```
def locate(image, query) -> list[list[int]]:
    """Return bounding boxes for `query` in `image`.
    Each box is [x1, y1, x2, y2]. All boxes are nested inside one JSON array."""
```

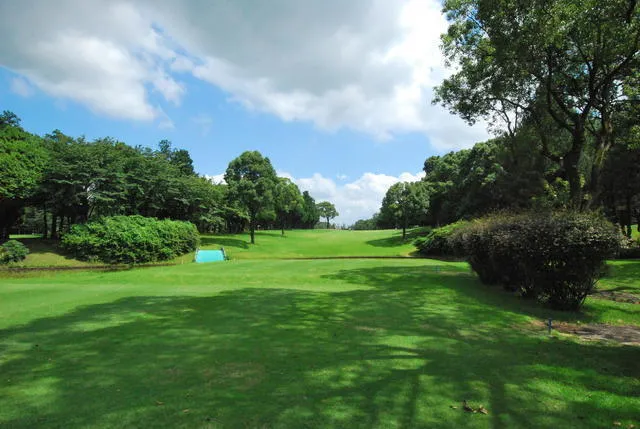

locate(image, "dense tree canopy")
[[0, 113, 48, 240], [1, 111, 328, 243], [435, 0, 640, 208], [379, 181, 429, 239]]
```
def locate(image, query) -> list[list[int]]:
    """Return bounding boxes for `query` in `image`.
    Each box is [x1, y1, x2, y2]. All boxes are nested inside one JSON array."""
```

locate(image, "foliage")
[[456, 212, 620, 310], [0, 113, 48, 240], [421, 138, 549, 226], [274, 177, 304, 235], [61, 215, 199, 264], [351, 214, 381, 230], [436, 0, 640, 207], [300, 191, 320, 229], [316, 201, 339, 229], [0, 239, 29, 264], [618, 236, 640, 259], [379, 181, 429, 239], [224, 151, 278, 244], [414, 221, 469, 258]]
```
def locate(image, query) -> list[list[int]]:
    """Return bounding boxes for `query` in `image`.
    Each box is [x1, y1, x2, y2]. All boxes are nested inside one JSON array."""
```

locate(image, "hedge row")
[[413, 221, 468, 257], [62, 216, 199, 264], [451, 212, 619, 310], [0, 240, 29, 264]]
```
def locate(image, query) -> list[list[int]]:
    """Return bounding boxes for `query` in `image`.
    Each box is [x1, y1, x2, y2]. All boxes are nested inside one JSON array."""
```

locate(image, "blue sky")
[[0, 0, 488, 224]]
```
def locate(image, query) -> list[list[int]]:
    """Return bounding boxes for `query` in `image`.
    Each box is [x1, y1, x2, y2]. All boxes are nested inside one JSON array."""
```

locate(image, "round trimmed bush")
[[456, 212, 619, 310], [0, 240, 30, 264], [61, 215, 199, 265]]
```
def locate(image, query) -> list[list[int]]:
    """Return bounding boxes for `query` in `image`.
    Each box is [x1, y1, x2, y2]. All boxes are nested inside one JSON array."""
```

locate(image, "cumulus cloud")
[[0, 0, 488, 147], [282, 170, 425, 225], [205, 174, 225, 185]]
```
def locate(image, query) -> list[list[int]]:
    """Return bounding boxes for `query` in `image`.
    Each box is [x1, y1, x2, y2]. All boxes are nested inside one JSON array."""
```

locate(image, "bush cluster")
[[0, 240, 30, 264], [453, 212, 619, 310], [414, 221, 469, 257], [618, 236, 640, 259], [62, 216, 199, 265]]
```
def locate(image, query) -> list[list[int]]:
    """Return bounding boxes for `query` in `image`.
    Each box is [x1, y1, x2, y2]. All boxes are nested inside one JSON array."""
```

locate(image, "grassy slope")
[[200, 229, 420, 259], [1, 257, 639, 428]]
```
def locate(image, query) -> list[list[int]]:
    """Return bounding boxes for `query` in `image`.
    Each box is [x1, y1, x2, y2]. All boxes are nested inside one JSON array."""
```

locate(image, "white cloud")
[[0, 0, 488, 148], [10, 76, 34, 97], [0, 0, 182, 125], [205, 174, 225, 185], [296, 171, 424, 225]]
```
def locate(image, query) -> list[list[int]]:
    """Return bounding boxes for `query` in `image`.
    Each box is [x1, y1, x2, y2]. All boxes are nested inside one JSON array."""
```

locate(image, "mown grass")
[[1, 257, 639, 429], [200, 229, 422, 259]]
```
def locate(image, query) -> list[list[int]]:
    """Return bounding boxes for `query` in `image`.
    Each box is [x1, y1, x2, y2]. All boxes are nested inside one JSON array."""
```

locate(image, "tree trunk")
[[51, 214, 57, 240], [563, 145, 583, 210], [585, 112, 614, 210], [249, 218, 256, 244], [42, 207, 48, 239], [326, 217, 330, 229], [402, 210, 407, 240], [626, 195, 632, 238]]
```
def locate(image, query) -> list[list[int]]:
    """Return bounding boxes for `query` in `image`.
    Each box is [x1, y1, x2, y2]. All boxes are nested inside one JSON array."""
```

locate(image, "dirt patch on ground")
[[590, 290, 640, 304], [530, 320, 640, 346]]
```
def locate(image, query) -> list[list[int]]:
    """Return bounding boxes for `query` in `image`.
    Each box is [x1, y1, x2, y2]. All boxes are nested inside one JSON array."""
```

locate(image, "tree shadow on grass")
[[199, 236, 250, 250], [365, 228, 430, 248], [1, 270, 638, 428], [602, 260, 640, 293]]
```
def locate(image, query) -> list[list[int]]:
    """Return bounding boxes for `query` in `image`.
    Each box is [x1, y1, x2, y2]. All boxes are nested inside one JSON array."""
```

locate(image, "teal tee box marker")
[[194, 249, 226, 263]]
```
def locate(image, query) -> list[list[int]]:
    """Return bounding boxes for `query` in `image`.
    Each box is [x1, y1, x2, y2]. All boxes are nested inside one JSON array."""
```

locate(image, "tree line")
[[0, 111, 338, 242], [354, 0, 640, 236]]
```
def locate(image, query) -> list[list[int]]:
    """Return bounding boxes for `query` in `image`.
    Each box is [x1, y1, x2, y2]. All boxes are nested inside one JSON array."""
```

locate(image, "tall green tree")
[[435, 0, 640, 208], [300, 191, 320, 229], [224, 151, 278, 244], [380, 182, 430, 239], [274, 178, 304, 236], [0, 112, 48, 240], [316, 201, 339, 229]]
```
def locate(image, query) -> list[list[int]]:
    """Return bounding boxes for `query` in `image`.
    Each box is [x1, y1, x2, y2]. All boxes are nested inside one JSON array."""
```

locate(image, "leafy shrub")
[[62, 216, 199, 265], [0, 240, 30, 264], [414, 221, 469, 257], [617, 237, 640, 259], [455, 212, 619, 310]]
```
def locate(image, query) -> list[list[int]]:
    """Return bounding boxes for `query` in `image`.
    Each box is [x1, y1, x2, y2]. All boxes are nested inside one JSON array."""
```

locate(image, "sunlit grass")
[[1, 259, 638, 428]]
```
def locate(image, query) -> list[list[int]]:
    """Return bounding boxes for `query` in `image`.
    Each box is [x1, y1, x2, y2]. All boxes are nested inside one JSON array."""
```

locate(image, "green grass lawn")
[[2, 229, 419, 269], [1, 256, 638, 428], [200, 228, 421, 259]]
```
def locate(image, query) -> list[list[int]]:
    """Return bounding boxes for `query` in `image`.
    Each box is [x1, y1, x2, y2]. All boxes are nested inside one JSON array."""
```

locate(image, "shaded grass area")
[[1, 260, 638, 428], [601, 260, 640, 295], [200, 229, 419, 259]]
